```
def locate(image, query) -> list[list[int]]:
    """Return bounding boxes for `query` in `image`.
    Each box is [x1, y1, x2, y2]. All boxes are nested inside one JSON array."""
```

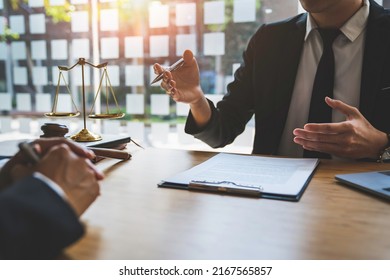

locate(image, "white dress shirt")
[[278, 0, 370, 157]]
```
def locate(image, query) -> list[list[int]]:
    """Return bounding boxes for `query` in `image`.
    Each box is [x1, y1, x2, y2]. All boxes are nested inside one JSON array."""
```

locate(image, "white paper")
[[51, 40, 68, 60], [101, 37, 119, 59], [125, 36, 144, 58], [29, 14, 46, 34], [176, 34, 197, 56], [31, 40, 47, 60], [71, 11, 89, 33], [126, 93, 144, 115], [151, 94, 169, 115], [150, 35, 169, 57], [11, 42, 27, 60], [149, 3, 169, 28], [176, 3, 196, 26], [233, 0, 256, 23], [0, 94, 12, 111], [10, 15, 25, 34], [204, 32, 225, 56], [163, 153, 319, 196], [375, 0, 383, 6], [16, 93, 32, 111], [32, 66, 48, 85], [125, 65, 144, 86], [204, 1, 225, 24], [100, 9, 119, 31]]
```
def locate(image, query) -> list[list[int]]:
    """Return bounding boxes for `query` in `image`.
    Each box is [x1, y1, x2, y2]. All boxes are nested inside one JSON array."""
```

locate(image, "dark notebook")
[[335, 170, 390, 201], [0, 135, 131, 158]]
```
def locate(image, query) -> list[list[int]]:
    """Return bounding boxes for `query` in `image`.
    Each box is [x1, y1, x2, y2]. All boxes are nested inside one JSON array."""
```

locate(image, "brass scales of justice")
[[45, 58, 125, 142]]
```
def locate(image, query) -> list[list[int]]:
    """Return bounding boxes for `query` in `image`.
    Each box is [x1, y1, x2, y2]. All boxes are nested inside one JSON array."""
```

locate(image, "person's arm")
[[0, 176, 83, 259], [154, 50, 212, 128], [155, 26, 260, 148], [0, 138, 104, 259], [293, 97, 389, 159]]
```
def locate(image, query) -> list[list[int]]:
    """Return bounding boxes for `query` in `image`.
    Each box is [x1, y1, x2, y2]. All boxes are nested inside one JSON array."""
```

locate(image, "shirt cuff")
[[33, 172, 67, 199]]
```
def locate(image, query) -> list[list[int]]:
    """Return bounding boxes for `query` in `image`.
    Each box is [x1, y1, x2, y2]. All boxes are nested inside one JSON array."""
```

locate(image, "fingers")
[[160, 71, 177, 97], [153, 63, 165, 75], [183, 49, 194, 64], [33, 138, 95, 160], [325, 97, 360, 118], [296, 122, 352, 134], [85, 157, 105, 180]]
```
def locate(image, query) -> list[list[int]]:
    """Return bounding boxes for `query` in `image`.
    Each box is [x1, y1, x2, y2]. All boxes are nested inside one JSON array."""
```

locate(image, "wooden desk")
[[65, 148, 390, 259]]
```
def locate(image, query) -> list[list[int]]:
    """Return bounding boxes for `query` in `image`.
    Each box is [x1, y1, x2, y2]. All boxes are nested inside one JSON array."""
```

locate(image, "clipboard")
[[158, 153, 319, 202]]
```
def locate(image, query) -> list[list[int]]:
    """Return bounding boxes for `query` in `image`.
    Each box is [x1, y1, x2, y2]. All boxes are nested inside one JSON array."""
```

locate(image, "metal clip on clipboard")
[[188, 180, 263, 197]]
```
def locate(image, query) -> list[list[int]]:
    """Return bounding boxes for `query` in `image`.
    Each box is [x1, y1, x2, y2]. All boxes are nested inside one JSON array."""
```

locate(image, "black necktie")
[[303, 28, 340, 159]]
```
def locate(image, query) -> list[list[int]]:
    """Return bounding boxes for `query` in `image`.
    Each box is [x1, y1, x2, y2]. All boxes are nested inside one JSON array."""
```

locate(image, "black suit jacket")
[[0, 176, 83, 259], [186, 0, 390, 155]]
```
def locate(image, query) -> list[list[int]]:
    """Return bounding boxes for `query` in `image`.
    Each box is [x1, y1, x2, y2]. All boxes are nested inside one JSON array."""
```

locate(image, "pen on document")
[[18, 141, 40, 164], [150, 57, 185, 85]]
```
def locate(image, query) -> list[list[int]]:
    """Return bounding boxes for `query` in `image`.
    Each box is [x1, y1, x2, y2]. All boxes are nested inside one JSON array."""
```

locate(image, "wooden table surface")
[[65, 148, 390, 259]]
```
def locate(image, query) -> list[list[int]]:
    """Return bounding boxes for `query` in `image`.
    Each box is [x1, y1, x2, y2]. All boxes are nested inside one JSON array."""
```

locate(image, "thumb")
[[325, 97, 360, 119], [183, 49, 194, 65]]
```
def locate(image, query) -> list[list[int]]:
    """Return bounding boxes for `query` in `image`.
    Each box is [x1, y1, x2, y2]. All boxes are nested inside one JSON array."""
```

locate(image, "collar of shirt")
[[304, 0, 370, 43]]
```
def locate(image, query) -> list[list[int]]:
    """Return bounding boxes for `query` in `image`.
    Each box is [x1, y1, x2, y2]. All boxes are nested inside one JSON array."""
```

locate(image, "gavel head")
[[40, 123, 69, 138]]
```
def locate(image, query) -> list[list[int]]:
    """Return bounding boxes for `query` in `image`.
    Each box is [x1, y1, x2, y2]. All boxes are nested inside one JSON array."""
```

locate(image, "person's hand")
[[154, 50, 212, 128], [35, 143, 103, 216], [154, 49, 204, 104], [293, 97, 388, 159], [0, 138, 97, 191]]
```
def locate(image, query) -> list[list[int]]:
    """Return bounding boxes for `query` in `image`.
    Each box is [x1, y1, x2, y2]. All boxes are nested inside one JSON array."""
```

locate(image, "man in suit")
[[0, 138, 104, 259], [155, 0, 390, 161]]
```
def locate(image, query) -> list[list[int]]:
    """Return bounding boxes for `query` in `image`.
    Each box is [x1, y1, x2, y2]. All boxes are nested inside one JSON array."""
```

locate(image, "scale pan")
[[44, 112, 81, 118], [88, 113, 125, 119]]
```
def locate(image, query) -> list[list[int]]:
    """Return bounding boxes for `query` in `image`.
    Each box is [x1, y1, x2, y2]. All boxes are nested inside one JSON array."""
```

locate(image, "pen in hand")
[[18, 141, 40, 164], [151, 57, 185, 85]]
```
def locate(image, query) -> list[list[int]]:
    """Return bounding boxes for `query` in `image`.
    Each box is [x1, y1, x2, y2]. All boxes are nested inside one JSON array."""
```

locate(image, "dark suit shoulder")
[[250, 13, 306, 45]]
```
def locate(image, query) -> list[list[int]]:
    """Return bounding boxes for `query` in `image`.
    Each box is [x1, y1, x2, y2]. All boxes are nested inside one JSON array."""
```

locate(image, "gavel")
[[40, 123, 131, 161]]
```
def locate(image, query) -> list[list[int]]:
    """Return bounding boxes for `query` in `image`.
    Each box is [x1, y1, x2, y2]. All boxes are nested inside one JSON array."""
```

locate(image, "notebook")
[[335, 170, 390, 201]]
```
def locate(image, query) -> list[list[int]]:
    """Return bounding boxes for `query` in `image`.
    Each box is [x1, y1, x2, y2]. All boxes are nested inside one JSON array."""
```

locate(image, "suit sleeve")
[[0, 176, 84, 259], [184, 25, 265, 148]]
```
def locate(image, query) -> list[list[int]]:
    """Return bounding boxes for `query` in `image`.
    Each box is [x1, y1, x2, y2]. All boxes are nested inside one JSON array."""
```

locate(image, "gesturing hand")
[[153, 49, 204, 104], [293, 97, 388, 159]]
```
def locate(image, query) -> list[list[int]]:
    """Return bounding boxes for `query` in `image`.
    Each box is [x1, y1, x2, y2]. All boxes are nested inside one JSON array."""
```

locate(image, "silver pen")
[[151, 58, 185, 85]]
